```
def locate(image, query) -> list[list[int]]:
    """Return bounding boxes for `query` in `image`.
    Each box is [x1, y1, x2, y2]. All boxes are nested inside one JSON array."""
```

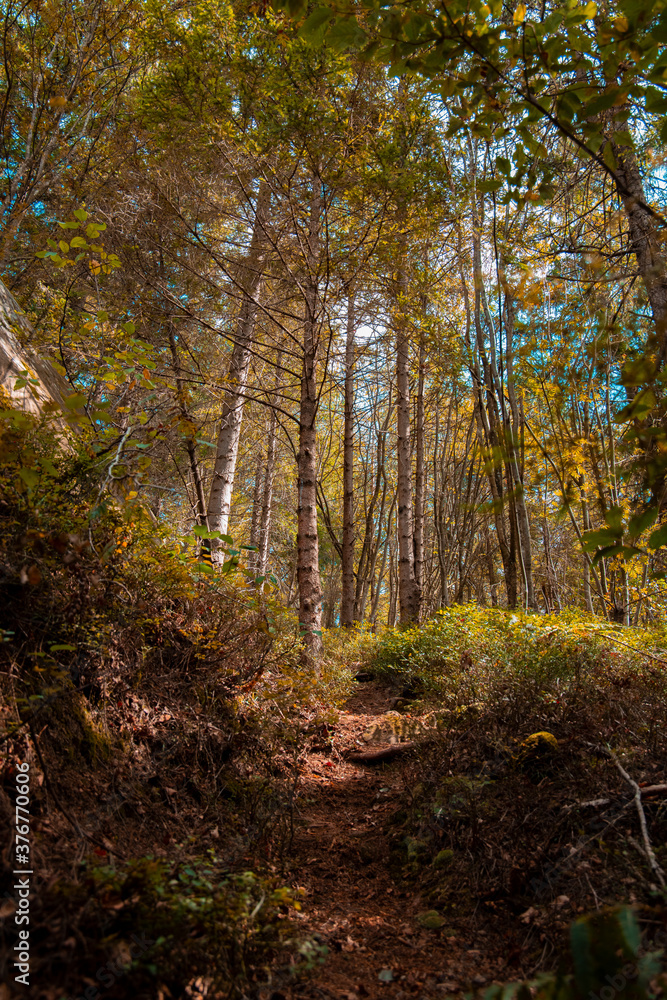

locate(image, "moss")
[[405, 836, 428, 861], [433, 849, 454, 869], [46, 690, 114, 765], [417, 909, 446, 929], [520, 731, 558, 754]]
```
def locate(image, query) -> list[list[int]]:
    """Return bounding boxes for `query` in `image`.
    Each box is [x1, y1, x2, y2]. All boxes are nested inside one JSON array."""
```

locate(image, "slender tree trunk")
[[167, 327, 207, 528], [354, 399, 392, 618], [581, 490, 594, 614], [484, 524, 498, 607], [341, 290, 356, 627], [395, 242, 420, 624], [257, 403, 278, 579], [609, 133, 667, 363], [370, 495, 395, 624], [249, 459, 264, 560], [207, 181, 269, 550], [414, 330, 426, 598], [297, 177, 324, 659], [388, 540, 398, 628]]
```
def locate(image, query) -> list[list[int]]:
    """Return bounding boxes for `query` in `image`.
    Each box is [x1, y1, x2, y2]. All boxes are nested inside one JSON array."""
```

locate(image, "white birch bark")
[[296, 177, 324, 659], [341, 290, 356, 627], [207, 181, 270, 550]]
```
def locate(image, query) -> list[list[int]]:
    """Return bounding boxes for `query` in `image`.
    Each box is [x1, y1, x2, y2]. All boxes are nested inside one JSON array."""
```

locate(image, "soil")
[[287, 680, 510, 1000]]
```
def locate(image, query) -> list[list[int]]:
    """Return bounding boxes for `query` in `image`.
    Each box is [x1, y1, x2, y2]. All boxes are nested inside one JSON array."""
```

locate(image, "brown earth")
[[285, 680, 514, 1000]]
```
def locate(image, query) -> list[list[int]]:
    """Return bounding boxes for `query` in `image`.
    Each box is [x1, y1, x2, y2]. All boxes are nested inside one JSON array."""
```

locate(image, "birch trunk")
[[207, 181, 269, 550], [413, 331, 426, 598], [395, 254, 421, 624], [297, 177, 324, 659], [341, 291, 356, 627]]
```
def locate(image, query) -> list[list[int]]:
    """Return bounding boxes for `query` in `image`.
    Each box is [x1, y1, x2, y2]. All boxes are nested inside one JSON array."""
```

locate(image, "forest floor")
[[3, 653, 667, 1000], [288, 679, 510, 1000]]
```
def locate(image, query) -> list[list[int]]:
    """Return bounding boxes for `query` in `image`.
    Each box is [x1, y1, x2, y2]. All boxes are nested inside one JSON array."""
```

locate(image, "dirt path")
[[288, 680, 506, 1000]]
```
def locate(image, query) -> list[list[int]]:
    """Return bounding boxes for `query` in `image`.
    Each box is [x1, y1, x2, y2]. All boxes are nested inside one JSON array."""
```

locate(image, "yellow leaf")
[[613, 15, 628, 31], [583, 1, 596, 16], [49, 95, 67, 109], [513, 3, 526, 24]]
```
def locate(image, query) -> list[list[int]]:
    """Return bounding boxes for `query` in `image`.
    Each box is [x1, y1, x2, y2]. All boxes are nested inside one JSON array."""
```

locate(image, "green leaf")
[[649, 523, 667, 549], [63, 392, 86, 409], [478, 178, 502, 193], [604, 505, 624, 533], [281, 0, 307, 16], [627, 506, 658, 539], [580, 88, 621, 118], [616, 906, 640, 954], [73, 208, 88, 222], [326, 16, 367, 51], [582, 528, 620, 551], [19, 467, 40, 488], [570, 917, 594, 994], [299, 6, 333, 41], [70, 236, 88, 248]]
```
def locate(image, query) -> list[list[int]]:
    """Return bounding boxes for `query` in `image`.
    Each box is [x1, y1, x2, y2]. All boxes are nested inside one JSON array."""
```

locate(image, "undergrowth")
[[369, 606, 667, 963], [0, 411, 334, 997], [43, 854, 319, 998]]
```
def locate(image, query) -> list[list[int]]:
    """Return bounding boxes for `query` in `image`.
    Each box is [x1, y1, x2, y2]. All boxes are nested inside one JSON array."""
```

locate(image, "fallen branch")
[[563, 798, 612, 811], [639, 783, 667, 796], [562, 784, 667, 812], [346, 741, 418, 764], [608, 747, 666, 888]]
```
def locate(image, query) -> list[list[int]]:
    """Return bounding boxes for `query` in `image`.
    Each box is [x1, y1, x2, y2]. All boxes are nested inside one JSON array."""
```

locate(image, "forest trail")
[[290, 680, 506, 1000]]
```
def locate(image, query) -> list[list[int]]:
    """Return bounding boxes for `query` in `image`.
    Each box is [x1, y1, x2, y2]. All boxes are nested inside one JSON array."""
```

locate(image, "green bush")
[[52, 853, 318, 996], [485, 907, 663, 1000], [372, 605, 667, 701]]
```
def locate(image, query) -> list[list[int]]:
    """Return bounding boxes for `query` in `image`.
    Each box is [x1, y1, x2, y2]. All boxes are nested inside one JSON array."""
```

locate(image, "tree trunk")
[[0, 278, 72, 420], [341, 290, 356, 627], [167, 326, 207, 529], [248, 458, 264, 569], [257, 402, 278, 579], [610, 134, 667, 364], [297, 176, 324, 659], [414, 330, 426, 598], [395, 248, 420, 624], [207, 180, 269, 551]]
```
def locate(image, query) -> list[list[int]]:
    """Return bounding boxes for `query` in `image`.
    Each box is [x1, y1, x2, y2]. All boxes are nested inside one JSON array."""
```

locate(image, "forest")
[[2, 0, 667, 997]]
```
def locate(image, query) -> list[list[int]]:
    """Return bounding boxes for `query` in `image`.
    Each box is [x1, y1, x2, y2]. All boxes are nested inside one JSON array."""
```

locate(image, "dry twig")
[[608, 747, 666, 888]]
